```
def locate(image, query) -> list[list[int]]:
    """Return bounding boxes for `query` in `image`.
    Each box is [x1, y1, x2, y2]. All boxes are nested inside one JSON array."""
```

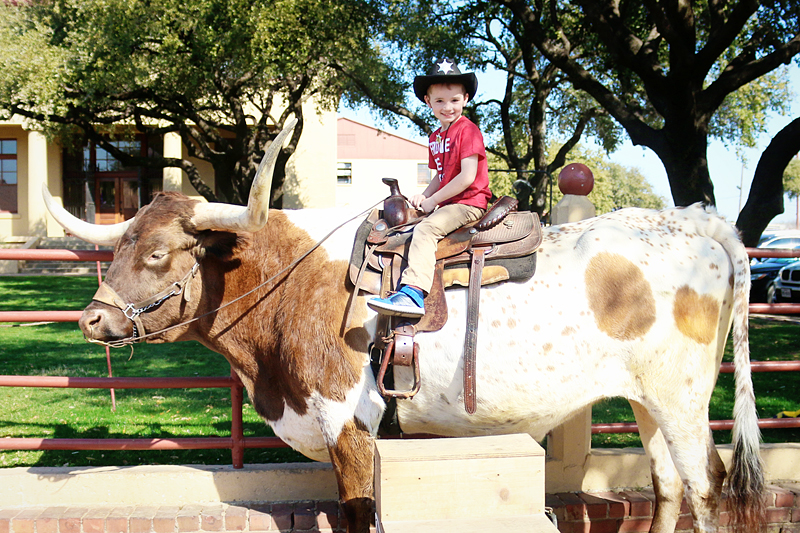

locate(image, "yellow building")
[[0, 111, 430, 244]]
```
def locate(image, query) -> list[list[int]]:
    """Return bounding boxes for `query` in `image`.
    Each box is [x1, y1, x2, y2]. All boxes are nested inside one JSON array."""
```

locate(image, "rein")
[[87, 199, 386, 348]]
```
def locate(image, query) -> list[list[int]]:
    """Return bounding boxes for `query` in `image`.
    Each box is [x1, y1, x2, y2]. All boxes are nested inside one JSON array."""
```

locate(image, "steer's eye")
[[149, 251, 167, 262]]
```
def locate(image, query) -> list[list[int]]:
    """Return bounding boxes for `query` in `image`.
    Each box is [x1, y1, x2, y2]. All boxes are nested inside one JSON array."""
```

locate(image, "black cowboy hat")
[[413, 58, 478, 103]]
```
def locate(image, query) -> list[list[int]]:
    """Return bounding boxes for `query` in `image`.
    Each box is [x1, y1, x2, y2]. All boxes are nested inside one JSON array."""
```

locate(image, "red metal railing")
[[1, 245, 799, 457], [0, 248, 287, 468], [0, 371, 287, 467]]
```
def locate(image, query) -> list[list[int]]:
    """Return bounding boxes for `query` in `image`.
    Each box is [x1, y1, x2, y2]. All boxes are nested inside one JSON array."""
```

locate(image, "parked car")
[[773, 260, 800, 303], [755, 235, 800, 252], [750, 258, 796, 302], [757, 231, 800, 247], [749, 235, 800, 302]]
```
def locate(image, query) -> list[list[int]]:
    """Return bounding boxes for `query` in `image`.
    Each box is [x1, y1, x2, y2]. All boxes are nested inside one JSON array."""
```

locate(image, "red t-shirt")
[[428, 117, 491, 209]]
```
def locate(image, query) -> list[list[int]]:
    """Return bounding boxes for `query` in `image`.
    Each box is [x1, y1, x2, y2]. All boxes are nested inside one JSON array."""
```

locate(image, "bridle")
[[85, 198, 386, 349], [89, 262, 199, 347]]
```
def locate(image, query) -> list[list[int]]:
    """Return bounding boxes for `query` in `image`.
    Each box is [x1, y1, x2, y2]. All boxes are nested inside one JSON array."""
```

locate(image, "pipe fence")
[[1, 245, 799, 466], [0, 248, 286, 469]]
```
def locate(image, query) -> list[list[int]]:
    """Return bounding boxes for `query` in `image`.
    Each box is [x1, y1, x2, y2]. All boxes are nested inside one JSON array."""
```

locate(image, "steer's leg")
[[327, 418, 375, 533], [630, 401, 684, 533], [634, 397, 726, 533], [662, 423, 726, 533]]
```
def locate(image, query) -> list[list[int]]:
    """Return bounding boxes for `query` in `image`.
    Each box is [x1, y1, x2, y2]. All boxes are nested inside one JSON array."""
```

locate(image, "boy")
[[368, 58, 491, 317]]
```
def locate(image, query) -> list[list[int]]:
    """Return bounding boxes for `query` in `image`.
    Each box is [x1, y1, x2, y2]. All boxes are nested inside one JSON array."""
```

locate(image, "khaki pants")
[[401, 203, 485, 293]]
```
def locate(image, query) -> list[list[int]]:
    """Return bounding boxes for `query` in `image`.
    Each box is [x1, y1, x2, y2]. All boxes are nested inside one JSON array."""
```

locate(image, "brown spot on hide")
[[585, 252, 656, 341], [507, 318, 517, 329], [673, 285, 720, 345]]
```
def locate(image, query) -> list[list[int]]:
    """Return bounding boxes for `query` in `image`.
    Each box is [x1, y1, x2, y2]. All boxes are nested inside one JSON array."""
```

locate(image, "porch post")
[[26, 130, 49, 236], [545, 163, 596, 492]]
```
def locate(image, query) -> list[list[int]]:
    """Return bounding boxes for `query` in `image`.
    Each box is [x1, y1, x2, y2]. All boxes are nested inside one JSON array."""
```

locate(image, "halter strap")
[[90, 262, 199, 344]]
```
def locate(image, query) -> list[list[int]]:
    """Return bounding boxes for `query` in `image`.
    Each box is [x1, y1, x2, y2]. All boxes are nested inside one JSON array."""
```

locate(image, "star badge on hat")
[[437, 59, 454, 74], [413, 58, 478, 103]]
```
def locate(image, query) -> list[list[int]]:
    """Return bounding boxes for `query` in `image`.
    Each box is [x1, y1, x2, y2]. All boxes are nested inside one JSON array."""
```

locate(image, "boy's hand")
[[409, 194, 427, 210], [420, 197, 437, 214]]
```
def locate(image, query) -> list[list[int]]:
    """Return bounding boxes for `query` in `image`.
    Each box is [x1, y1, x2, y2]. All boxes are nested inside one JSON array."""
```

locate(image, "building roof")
[[337, 117, 428, 160]]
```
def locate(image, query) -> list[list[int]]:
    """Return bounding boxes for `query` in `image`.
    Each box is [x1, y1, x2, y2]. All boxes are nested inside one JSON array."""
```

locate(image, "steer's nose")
[[78, 304, 132, 341]]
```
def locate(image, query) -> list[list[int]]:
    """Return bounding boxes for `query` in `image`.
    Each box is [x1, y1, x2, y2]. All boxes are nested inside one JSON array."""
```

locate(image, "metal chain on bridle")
[[85, 199, 387, 349]]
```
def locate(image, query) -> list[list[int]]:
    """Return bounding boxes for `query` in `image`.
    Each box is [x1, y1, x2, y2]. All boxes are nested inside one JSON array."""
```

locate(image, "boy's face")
[[424, 83, 469, 129]]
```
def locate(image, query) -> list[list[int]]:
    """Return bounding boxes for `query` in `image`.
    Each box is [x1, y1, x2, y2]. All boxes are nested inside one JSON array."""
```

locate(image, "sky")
[[338, 63, 800, 229]]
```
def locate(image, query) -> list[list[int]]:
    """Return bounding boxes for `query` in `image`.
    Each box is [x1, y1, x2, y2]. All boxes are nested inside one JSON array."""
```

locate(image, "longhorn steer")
[[44, 122, 765, 533]]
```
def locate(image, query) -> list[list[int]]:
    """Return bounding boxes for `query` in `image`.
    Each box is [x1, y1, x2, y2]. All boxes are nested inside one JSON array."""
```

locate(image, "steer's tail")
[[705, 206, 766, 532]]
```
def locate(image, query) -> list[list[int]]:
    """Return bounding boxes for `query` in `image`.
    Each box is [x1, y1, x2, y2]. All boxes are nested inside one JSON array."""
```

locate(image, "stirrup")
[[376, 336, 421, 399]]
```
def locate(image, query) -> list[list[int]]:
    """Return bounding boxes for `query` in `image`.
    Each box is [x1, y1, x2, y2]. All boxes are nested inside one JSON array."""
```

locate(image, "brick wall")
[[547, 484, 800, 533], [2, 486, 799, 533], [0, 501, 346, 533]]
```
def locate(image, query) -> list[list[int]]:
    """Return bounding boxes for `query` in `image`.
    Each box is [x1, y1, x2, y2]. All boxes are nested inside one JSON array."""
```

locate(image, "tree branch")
[[737, 118, 800, 246]]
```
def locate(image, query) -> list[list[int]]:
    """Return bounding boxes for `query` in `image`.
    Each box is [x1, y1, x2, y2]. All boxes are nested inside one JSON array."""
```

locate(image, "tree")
[[0, 0, 375, 206], [784, 156, 800, 230], [491, 0, 799, 226], [785, 157, 800, 199]]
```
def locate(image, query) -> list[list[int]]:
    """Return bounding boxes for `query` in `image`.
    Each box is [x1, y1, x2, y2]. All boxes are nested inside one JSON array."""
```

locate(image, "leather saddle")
[[345, 179, 542, 413]]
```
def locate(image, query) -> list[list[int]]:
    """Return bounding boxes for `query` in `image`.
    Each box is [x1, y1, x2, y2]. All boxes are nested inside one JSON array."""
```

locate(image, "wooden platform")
[[377, 514, 556, 533], [374, 434, 557, 531]]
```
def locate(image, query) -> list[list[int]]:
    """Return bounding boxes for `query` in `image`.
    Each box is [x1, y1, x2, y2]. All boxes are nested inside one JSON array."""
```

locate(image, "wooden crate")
[[374, 434, 547, 524]]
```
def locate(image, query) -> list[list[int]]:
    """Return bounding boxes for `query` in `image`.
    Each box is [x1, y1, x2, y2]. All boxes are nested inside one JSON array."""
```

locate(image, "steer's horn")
[[42, 184, 133, 246], [192, 118, 297, 232]]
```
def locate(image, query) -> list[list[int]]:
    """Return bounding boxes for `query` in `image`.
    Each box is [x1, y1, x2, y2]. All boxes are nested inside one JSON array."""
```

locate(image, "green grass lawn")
[[1, 276, 798, 467], [0, 276, 308, 468]]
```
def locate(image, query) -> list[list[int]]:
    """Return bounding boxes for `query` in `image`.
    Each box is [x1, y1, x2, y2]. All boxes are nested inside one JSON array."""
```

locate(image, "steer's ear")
[[195, 229, 248, 260]]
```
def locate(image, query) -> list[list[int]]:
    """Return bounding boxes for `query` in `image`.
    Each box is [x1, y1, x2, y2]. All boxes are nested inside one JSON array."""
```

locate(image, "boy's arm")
[[420, 155, 479, 213]]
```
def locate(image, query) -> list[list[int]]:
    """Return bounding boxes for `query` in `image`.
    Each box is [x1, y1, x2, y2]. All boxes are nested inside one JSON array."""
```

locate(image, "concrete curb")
[[0, 463, 339, 507]]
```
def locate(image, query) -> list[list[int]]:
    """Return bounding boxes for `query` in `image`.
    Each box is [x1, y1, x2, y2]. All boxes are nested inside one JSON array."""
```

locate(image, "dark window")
[[0, 139, 18, 213], [61, 135, 163, 221]]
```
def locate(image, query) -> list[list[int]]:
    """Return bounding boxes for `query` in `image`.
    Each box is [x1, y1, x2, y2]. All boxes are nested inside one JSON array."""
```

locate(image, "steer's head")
[[43, 120, 296, 346]]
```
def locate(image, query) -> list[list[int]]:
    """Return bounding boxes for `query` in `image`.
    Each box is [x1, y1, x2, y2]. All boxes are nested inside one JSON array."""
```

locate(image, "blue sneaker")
[[368, 286, 425, 317]]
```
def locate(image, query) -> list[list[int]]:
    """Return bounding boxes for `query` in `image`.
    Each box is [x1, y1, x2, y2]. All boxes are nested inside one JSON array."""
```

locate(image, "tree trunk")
[[736, 118, 800, 246], [649, 127, 716, 207], [270, 150, 291, 209], [530, 170, 550, 217]]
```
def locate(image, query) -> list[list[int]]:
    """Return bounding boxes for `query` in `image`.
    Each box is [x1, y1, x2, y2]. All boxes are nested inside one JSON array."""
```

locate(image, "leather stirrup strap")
[[463, 247, 485, 414], [342, 244, 377, 332], [391, 323, 415, 367]]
